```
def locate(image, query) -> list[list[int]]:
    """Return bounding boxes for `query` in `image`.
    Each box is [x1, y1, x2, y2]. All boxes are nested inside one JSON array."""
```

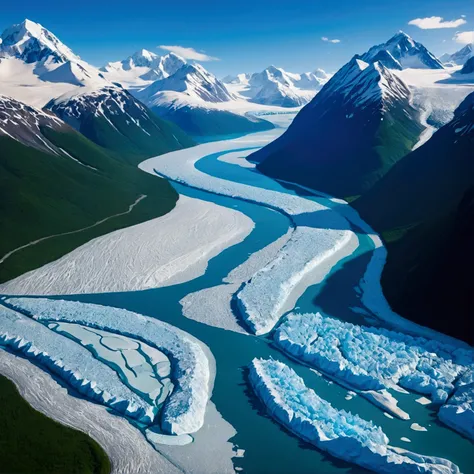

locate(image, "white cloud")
[[453, 31, 474, 44], [408, 16, 466, 29], [461, 15, 466, 18], [321, 37, 341, 44], [159, 45, 219, 61]]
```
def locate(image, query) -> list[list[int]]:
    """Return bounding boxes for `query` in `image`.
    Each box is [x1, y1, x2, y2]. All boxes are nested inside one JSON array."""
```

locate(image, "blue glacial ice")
[[50, 322, 173, 406], [4, 297, 211, 435], [438, 367, 474, 441], [0, 306, 156, 423], [274, 312, 474, 404], [249, 358, 460, 474], [236, 226, 354, 335]]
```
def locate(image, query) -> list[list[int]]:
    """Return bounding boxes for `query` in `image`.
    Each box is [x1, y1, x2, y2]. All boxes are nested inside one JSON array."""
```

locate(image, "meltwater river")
[[58, 121, 474, 473]]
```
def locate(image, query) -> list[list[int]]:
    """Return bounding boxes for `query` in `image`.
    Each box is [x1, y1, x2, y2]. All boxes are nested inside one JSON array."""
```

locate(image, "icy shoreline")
[[0, 195, 254, 295], [4, 297, 211, 436], [249, 358, 460, 474], [0, 349, 180, 474]]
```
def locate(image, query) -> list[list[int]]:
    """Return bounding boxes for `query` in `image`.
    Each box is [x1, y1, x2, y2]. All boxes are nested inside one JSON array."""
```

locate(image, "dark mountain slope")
[[0, 95, 180, 282], [252, 58, 423, 198], [354, 92, 474, 343]]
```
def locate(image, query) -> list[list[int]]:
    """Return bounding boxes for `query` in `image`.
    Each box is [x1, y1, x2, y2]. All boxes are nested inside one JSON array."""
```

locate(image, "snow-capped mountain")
[[361, 31, 444, 70], [137, 63, 235, 104], [134, 63, 273, 136], [101, 50, 186, 89], [251, 56, 423, 197], [0, 19, 79, 64], [441, 45, 474, 66], [0, 19, 108, 107], [46, 86, 194, 160], [224, 66, 330, 107], [0, 94, 66, 153]]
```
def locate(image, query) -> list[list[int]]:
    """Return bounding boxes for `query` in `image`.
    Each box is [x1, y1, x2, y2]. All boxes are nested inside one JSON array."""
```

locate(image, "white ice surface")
[[0, 305, 155, 423], [181, 230, 293, 333], [275, 312, 473, 404], [249, 358, 459, 474], [0, 195, 254, 295], [4, 297, 211, 435]]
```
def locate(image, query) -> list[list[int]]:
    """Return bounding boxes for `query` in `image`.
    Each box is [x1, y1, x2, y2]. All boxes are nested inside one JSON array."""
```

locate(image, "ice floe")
[[249, 358, 460, 474], [4, 297, 211, 435], [0, 195, 254, 295], [411, 423, 427, 432], [0, 305, 156, 423]]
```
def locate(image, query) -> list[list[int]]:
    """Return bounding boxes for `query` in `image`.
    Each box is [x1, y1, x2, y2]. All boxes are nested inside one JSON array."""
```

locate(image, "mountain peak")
[[0, 19, 79, 64], [362, 32, 443, 70]]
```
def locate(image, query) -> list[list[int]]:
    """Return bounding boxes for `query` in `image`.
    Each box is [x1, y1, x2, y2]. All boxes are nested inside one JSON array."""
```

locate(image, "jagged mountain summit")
[[251, 56, 423, 197], [100, 50, 186, 89], [224, 65, 330, 107], [361, 31, 444, 70], [441, 44, 474, 66], [0, 19, 108, 106], [137, 63, 235, 104], [134, 63, 273, 136], [0, 19, 79, 64]]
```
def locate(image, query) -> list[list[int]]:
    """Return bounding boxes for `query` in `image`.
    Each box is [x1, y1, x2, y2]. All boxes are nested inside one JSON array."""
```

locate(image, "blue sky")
[[1, 0, 472, 76]]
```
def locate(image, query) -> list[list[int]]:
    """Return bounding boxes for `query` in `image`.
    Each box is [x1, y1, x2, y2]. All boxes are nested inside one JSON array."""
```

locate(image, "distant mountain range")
[[223, 66, 331, 107], [100, 49, 186, 89], [440, 44, 474, 66]]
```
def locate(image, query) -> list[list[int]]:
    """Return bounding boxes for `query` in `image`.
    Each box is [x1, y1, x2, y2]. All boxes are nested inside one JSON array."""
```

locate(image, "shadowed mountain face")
[[354, 92, 474, 343], [251, 57, 423, 198], [46, 86, 195, 163]]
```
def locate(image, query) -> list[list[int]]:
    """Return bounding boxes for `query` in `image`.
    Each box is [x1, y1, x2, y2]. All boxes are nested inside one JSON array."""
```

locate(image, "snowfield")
[[0, 195, 254, 295], [4, 298, 211, 435], [249, 358, 460, 474]]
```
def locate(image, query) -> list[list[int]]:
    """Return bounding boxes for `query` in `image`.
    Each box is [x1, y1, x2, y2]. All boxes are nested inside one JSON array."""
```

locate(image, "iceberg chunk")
[[5, 297, 211, 435], [249, 358, 460, 474], [274, 312, 472, 402]]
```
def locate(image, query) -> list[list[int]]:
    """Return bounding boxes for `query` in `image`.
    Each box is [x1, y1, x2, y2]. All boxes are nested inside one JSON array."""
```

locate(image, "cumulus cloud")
[[321, 37, 341, 44], [408, 16, 466, 29], [159, 45, 219, 61], [452, 31, 474, 44]]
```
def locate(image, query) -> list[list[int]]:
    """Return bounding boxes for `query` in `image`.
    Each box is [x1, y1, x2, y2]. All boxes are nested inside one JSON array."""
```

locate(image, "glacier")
[[249, 358, 460, 474], [4, 297, 211, 435], [139, 131, 354, 335], [274, 312, 474, 404], [0, 305, 156, 423]]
